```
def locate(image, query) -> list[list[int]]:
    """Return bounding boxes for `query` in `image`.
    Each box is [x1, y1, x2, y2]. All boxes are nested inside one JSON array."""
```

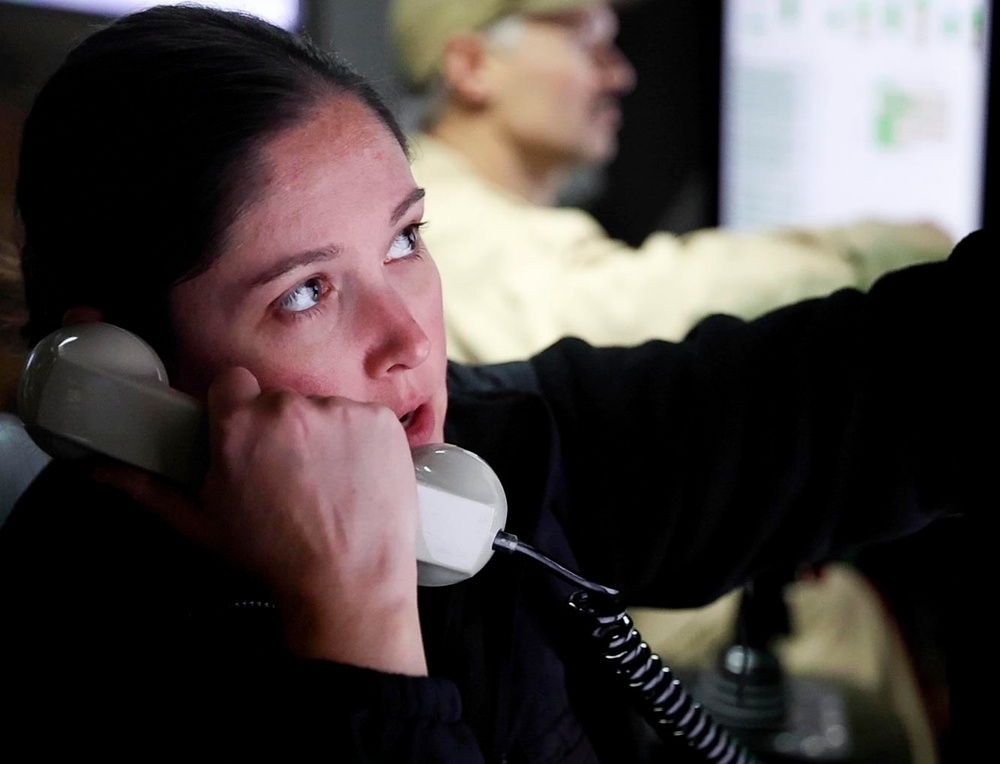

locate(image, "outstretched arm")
[[530, 229, 989, 607]]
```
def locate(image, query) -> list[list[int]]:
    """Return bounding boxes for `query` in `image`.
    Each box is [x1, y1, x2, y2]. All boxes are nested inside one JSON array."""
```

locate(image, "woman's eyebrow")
[[391, 187, 425, 225], [242, 189, 424, 291], [246, 246, 341, 290]]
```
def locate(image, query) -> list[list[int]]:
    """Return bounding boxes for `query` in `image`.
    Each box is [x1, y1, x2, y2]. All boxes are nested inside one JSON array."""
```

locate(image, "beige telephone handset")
[[17, 322, 508, 587]]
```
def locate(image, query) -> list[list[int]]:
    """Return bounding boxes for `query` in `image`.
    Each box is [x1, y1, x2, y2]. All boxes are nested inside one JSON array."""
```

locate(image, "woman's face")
[[170, 96, 448, 447]]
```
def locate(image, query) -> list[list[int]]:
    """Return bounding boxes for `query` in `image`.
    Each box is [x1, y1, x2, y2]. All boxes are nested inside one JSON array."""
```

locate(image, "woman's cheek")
[[247, 346, 351, 398]]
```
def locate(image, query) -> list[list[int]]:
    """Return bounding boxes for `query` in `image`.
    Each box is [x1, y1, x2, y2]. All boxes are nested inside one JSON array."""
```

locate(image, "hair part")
[[16, 5, 406, 359]]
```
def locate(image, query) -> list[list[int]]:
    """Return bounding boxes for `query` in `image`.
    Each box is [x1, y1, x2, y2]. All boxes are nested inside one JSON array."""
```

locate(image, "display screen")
[[720, 0, 991, 242], [2, 1, 301, 29]]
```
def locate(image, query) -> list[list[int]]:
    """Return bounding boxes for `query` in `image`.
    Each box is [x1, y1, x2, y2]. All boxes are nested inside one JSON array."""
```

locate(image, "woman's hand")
[[94, 366, 427, 675]]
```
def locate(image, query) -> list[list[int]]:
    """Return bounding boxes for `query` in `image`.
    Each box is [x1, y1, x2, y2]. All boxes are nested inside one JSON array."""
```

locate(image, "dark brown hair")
[[17, 5, 406, 360]]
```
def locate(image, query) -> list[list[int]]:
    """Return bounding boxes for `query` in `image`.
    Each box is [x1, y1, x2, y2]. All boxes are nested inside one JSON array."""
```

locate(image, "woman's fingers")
[[88, 368, 266, 549], [96, 366, 426, 672]]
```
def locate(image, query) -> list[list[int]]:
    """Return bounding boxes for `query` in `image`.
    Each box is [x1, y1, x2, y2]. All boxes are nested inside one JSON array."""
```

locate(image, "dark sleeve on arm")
[[0, 465, 485, 763], [238, 660, 485, 762], [528, 229, 992, 607], [2, 612, 484, 761]]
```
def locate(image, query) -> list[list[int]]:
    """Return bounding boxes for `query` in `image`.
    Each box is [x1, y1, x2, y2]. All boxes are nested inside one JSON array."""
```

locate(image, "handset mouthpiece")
[[411, 443, 508, 586]]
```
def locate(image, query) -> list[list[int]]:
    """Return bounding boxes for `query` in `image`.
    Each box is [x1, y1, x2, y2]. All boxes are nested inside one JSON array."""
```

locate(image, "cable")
[[492, 530, 620, 597], [492, 530, 761, 764]]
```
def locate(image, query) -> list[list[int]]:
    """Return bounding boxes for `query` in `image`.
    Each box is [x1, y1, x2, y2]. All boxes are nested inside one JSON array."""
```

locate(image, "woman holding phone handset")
[[0, 6, 984, 760]]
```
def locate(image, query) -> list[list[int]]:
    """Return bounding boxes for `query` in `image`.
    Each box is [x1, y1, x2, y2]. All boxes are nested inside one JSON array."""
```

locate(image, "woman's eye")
[[279, 277, 325, 313], [387, 224, 423, 261]]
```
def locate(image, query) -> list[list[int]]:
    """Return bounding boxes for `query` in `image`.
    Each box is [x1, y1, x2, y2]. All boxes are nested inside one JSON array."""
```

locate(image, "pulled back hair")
[[17, 5, 406, 359]]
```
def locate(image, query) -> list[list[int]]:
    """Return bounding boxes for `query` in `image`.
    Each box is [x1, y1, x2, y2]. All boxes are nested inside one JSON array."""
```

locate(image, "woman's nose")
[[362, 287, 432, 377]]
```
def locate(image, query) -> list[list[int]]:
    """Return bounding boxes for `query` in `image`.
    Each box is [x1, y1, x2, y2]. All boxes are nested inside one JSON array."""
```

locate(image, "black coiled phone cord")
[[492, 530, 761, 764]]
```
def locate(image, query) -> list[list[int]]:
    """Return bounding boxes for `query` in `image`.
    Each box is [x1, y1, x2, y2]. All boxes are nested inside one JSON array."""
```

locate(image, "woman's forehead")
[[260, 96, 403, 181], [212, 98, 417, 275], [244, 99, 408, 207]]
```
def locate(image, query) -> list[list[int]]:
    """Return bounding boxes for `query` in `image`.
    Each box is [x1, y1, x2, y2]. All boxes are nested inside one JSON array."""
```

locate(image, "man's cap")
[[389, 0, 605, 90]]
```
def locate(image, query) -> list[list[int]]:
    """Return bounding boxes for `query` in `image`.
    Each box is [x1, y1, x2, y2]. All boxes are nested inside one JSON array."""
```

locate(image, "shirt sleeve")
[[209, 659, 487, 761], [437, 201, 953, 365], [414, 132, 955, 366]]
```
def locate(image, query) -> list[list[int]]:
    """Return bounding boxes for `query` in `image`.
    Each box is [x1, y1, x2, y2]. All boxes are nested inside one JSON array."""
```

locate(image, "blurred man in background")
[[388, 1, 949, 760], [389, 0, 952, 365]]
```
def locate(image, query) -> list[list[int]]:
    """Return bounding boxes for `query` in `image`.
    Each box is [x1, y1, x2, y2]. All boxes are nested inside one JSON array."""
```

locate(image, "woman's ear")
[[62, 306, 104, 326]]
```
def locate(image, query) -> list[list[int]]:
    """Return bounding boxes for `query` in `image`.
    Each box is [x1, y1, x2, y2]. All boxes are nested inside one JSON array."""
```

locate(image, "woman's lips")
[[400, 403, 435, 447]]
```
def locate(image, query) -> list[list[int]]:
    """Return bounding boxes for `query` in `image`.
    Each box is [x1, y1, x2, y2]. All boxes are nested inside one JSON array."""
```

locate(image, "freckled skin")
[[170, 95, 449, 445]]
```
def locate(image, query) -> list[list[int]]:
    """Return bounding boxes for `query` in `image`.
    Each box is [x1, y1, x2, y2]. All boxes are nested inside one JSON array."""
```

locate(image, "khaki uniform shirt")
[[409, 133, 953, 364]]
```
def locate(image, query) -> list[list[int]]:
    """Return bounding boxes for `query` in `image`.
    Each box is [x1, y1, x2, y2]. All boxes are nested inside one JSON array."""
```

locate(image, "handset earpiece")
[[18, 323, 208, 487], [17, 322, 507, 586]]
